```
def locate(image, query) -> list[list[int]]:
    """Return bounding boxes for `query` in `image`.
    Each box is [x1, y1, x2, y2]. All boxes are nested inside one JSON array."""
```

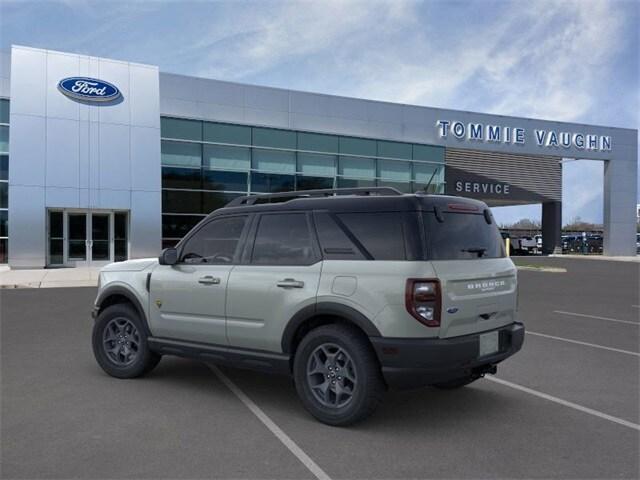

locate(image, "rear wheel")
[[92, 303, 161, 378], [293, 324, 384, 426]]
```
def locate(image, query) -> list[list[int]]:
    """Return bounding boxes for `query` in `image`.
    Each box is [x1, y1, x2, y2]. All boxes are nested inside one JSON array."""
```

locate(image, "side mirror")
[[159, 247, 178, 266]]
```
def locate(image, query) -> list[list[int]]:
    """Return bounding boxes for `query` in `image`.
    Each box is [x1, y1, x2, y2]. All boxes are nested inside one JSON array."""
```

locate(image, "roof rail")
[[225, 187, 402, 207]]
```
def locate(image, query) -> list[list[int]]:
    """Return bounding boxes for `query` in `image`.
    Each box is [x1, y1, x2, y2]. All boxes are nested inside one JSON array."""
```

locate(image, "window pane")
[[413, 163, 444, 193], [337, 212, 406, 260], [162, 167, 201, 189], [161, 117, 201, 141], [314, 212, 365, 260], [114, 213, 128, 262], [252, 127, 296, 149], [203, 122, 251, 145], [297, 132, 338, 153], [377, 180, 413, 193], [336, 178, 376, 189], [339, 137, 376, 157], [161, 140, 201, 167], [202, 192, 241, 213], [0, 210, 7, 237], [0, 238, 6, 263], [68, 214, 86, 260], [252, 213, 314, 265], [162, 239, 179, 249], [0, 99, 9, 124], [253, 149, 296, 173], [338, 156, 375, 179], [0, 182, 7, 209], [203, 144, 250, 170], [49, 239, 62, 265], [0, 155, 7, 180], [181, 216, 247, 264], [378, 159, 411, 181], [162, 214, 204, 239], [0, 126, 8, 154], [251, 172, 295, 193], [49, 211, 63, 238], [297, 153, 336, 176], [202, 170, 248, 192], [162, 190, 201, 214], [413, 144, 445, 163], [377, 140, 412, 160], [296, 176, 333, 191]]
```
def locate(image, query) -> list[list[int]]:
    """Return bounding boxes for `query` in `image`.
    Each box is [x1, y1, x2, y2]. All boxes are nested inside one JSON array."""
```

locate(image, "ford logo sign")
[[57, 77, 121, 102]]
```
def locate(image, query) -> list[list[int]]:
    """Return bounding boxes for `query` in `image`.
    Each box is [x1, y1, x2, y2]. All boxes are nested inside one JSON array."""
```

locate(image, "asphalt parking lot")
[[1, 257, 639, 479]]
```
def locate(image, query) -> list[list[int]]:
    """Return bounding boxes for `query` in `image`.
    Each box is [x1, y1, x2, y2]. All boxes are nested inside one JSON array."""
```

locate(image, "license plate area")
[[479, 331, 500, 357]]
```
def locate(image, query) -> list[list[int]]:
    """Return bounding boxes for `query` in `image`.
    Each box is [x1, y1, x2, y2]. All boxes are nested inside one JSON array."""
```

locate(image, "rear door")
[[424, 209, 517, 338], [226, 212, 322, 352]]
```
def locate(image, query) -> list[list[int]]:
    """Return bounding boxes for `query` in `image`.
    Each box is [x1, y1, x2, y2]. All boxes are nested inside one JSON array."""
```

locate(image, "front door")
[[47, 210, 129, 267], [148, 214, 250, 345]]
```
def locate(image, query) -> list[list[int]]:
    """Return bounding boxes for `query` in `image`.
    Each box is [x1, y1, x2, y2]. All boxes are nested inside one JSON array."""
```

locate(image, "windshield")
[[424, 212, 505, 260]]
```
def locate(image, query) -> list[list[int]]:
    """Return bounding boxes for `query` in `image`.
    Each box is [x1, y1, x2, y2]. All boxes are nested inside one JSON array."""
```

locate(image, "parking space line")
[[526, 331, 640, 357], [554, 310, 639, 326], [209, 365, 331, 480], [486, 376, 640, 431]]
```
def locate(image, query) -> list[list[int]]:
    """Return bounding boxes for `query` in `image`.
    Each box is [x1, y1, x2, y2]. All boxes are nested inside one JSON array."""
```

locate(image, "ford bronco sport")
[[91, 187, 524, 426]]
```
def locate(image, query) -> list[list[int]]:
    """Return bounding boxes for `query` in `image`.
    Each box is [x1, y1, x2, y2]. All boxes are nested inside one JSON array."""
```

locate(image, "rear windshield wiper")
[[461, 247, 487, 257]]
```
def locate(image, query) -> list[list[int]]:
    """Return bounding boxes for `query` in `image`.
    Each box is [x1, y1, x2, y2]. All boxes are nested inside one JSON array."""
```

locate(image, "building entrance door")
[[47, 210, 129, 267]]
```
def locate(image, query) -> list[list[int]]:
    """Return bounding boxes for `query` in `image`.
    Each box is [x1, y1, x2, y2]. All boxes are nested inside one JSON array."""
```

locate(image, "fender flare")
[[95, 285, 152, 337], [281, 302, 381, 354]]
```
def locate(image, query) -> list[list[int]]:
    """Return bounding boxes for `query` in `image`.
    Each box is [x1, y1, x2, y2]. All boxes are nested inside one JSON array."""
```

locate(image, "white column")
[[603, 153, 638, 256]]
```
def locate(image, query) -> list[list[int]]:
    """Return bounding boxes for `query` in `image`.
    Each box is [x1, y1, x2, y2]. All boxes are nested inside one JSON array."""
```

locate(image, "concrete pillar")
[[603, 157, 638, 256], [542, 201, 562, 254]]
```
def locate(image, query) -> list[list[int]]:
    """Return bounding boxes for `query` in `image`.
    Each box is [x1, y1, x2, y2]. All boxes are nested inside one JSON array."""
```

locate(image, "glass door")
[[67, 213, 88, 264], [91, 213, 110, 262], [46, 210, 130, 267]]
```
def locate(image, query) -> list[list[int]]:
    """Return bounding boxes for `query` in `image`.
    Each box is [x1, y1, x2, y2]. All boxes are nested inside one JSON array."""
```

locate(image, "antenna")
[[422, 167, 440, 193]]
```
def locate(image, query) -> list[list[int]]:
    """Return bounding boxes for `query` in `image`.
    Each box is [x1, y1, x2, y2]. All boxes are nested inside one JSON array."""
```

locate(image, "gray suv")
[[91, 188, 524, 425]]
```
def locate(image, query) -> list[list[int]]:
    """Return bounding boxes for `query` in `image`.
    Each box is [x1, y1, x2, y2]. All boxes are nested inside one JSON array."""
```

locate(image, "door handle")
[[198, 275, 221, 285], [277, 278, 305, 288]]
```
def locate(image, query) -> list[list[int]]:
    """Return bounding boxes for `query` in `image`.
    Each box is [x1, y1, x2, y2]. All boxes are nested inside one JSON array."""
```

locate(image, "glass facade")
[[0, 99, 8, 263], [160, 116, 445, 246]]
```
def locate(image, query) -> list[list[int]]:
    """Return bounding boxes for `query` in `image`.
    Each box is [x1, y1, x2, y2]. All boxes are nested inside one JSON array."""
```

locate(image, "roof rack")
[[225, 187, 402, 207]]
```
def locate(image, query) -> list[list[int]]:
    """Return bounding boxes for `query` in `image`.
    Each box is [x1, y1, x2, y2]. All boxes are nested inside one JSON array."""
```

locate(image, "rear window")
[[424, 212, 505, 260]]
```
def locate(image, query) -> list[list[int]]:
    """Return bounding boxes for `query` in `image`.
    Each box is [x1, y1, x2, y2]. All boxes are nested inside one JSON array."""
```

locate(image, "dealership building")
[[0, 45, 637, 268]]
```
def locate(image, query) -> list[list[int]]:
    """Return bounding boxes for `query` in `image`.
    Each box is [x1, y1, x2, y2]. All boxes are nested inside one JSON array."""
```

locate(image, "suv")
[[91, 188, 524, 426]]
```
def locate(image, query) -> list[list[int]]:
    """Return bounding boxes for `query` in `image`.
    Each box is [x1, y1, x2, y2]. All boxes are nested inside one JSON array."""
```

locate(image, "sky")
[[1, 0, 638, 226]]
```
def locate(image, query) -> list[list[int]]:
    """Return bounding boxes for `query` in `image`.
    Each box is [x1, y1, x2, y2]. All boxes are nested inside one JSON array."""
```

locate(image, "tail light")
[[405, 279, 441, 327]]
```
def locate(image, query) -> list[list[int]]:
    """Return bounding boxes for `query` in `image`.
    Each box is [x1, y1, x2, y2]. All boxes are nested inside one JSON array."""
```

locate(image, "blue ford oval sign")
[[58, 77, 121, 102]]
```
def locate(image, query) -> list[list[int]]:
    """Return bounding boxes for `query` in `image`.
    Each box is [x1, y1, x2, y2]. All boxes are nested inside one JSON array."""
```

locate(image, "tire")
[[293, 324, 385, 426], [92, 303, 161, 379], [432, 375, 479, 390]]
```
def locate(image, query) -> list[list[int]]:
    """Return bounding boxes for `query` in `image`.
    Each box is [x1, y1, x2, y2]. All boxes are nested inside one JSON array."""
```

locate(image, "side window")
[[336, 212, 406, 260], [314, 212, 366, 260], [251, 213, 316, 265], [180, 216, 247, 264]]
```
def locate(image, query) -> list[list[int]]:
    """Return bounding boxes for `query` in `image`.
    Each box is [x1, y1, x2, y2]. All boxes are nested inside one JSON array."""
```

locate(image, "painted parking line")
[[487, 376, 640, 431], [554, 310, 639, 326], [527, 331, 640, 357], [209, 364, 331, 480]]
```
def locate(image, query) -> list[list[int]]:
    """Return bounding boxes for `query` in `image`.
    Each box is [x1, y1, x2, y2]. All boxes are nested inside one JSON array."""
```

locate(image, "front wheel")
[[92, 303, 161, 379], [293, 324, 385, 426]]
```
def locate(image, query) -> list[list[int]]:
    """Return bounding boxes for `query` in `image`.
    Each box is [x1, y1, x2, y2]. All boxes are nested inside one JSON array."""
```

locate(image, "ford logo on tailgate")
[[58, 77, 121, 102]]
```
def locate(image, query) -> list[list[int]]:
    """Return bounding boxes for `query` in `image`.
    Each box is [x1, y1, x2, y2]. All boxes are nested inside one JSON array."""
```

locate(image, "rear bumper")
[[370, 322, 525, 390]]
